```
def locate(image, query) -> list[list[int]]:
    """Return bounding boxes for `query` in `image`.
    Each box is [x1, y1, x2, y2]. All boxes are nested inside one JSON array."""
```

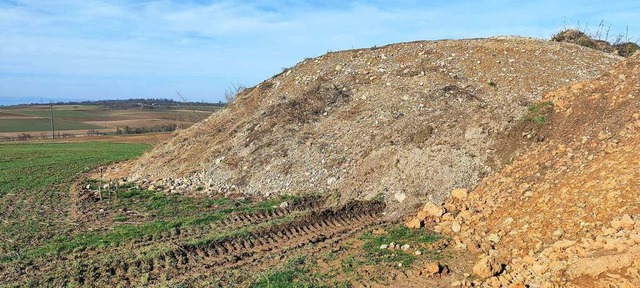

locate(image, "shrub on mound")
[[552, 29, 638, 57]]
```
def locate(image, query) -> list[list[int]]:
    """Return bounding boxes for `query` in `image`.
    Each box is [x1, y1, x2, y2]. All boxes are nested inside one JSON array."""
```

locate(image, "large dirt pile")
[[409, 53, 640, 287], [114, 37, 620, 211]]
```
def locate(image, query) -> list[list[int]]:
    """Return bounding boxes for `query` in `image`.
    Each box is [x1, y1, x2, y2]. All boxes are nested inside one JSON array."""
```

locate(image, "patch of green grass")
[[249, 256, 340, 288], [526, 101, 553, 125], [113, 214, 128, 222], [487, 81, 497, 87], [360, 225, 439, 268], [0, 118, 104, 133], [341, 255, 364, 274], [531, 115, 546, 124], [17, 191, 297, 262], [323, 252, 338, 262], [527, 101, 553, 113]]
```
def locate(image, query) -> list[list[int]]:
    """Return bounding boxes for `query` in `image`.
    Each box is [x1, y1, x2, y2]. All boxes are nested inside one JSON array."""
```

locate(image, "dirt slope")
[[113, 37, 620, 212], [409, 53, 640, 287]]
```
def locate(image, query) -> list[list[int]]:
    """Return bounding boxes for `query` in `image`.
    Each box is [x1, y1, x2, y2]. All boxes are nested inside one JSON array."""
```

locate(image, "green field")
[[0, 141, 151, 271], [0, 104, 218, 134], [0, 118, 103, 132], [0, 141, 302, 286], [0, 142, 150, 195]]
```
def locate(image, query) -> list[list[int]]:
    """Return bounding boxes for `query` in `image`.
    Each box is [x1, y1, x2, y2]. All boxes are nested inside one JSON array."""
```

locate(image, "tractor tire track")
[[81, 200, 384, 286]]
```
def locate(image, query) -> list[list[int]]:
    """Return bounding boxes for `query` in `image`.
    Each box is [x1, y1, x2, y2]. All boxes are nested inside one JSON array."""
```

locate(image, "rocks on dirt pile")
[[110, 37, 620, 212], [407, 53, 640, 287]]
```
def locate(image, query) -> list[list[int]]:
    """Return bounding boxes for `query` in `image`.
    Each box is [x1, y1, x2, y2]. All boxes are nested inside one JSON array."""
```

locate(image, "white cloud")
[[1, 0, 639, 103]]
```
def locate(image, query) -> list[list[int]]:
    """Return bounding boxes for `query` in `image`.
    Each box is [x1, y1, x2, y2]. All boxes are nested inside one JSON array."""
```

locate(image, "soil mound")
[[114, 37, 620, 212], [412, 52, 640, 287]]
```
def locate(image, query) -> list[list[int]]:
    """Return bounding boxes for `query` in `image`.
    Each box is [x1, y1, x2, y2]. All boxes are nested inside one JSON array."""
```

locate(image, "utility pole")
[[49, 103, 55, 140]]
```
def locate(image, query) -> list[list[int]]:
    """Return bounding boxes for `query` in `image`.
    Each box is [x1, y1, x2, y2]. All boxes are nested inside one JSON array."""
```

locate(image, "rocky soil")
[[405, 53, 640, 287], [109, 37, 620, 214]]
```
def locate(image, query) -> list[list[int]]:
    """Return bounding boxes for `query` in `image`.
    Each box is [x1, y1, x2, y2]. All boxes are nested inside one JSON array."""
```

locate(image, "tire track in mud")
[[70, 196, 324, 260], [79, 200, 385, 286]]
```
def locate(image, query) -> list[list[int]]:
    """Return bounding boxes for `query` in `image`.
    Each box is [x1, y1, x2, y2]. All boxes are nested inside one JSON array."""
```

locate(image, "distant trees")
[[0, 132, 74, 142], [115, 124, 177, 135], [26, 98, 226, 110]]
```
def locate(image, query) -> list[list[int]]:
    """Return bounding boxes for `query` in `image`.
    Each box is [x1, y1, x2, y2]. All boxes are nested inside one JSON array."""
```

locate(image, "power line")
[[49, 103, 55, 140]]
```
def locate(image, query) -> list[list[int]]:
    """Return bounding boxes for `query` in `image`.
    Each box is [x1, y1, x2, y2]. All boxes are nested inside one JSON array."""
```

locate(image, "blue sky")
[[1, 0, 639, 105]]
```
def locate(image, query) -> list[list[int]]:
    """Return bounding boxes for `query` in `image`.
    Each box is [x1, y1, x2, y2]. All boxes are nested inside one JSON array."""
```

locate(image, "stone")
[[279, 201, 289, 209], [532, 263, 547, 274], [611, 219, 623, 230], [372, 228, 386, 235], [401, 244, 411, 250], [147, 185, 156, 191], [380, 244, 388, 249], [503, 217, 514, 225], [487, 233, 501, 244], [552, 229, 563, 237], [457, 210, 472, 222], [451, 188, 469, 200], [451, 280, 462, 287], [394, 192, 407, 203], [406, 218, 422, 229], [415, 250, 422, 255], [553, 240, 576, 249], [415, 210, 430, 220], [423, 201, 445, 217], [464, 127, 484, 140], [452, 221, 462, 233], [473, 255, 502, 279], [620, 214, 635, 230], [522, 256, 536, 264], [424, 262, 441, 276]]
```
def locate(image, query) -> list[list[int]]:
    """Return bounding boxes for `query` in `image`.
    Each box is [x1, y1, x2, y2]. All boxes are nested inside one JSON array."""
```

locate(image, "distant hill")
[[0, 97, 84, 106], [14, 98, 226, 110]]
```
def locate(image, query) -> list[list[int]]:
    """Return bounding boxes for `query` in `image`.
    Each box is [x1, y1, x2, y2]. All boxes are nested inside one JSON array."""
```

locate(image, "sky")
[[1, 0, 639, 105]]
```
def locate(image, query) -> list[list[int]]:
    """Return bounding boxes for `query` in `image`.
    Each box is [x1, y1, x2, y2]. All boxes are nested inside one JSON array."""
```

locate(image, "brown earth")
[[112, 37, 620, 215], [0, 131, 173, 143], [84, 119, 190, 129], [406, 53, 640, 287]]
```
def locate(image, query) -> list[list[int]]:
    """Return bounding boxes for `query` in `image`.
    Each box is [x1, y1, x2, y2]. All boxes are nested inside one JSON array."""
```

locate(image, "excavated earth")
[[405, 53, 640, 287], [110, 37, 620, 214], [92, 36, 640, 287]]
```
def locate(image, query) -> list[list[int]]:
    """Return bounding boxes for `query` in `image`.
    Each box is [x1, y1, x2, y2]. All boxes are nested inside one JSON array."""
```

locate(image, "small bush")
[[224, 83, 246, 104], [552, 26, 638, 57], [615, 42, 640, 57], [527, 101, 553, 125], [531, 115, 546, 124]]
